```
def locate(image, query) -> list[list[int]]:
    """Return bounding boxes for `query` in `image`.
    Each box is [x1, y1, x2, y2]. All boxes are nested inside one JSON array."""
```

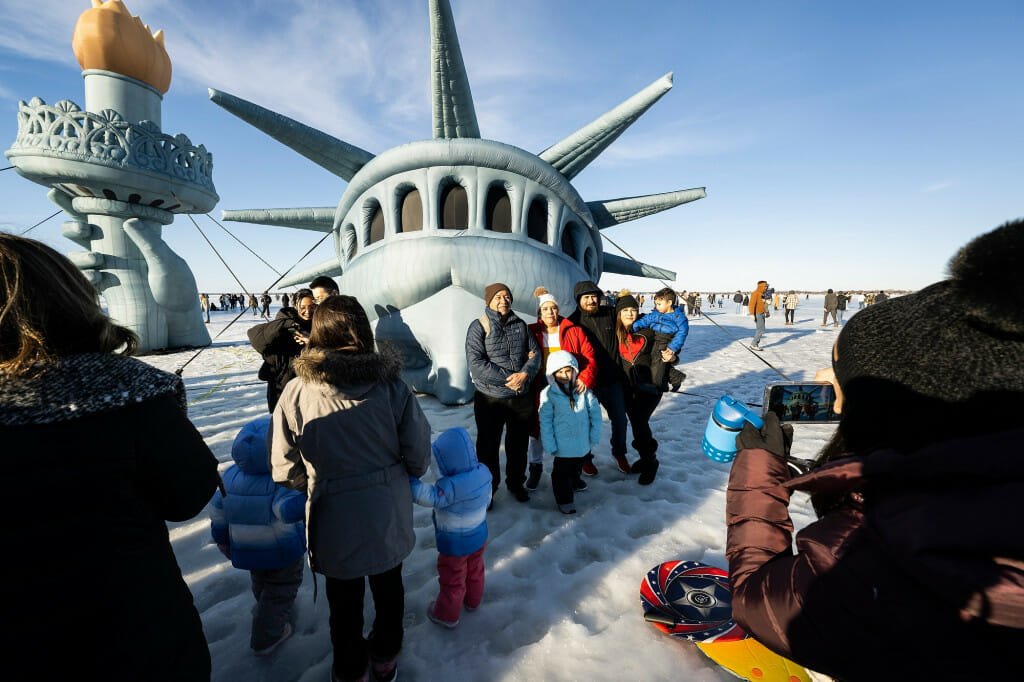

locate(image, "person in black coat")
[[568, 280, 631, 475], [248, 288, 316, 412], [0, 234, 220, 681], [613, 294, 665, 484]]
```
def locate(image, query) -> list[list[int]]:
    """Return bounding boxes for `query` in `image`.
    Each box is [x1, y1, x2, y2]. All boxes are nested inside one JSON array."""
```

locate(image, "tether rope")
[[174, 218, 331, 377], [19, 210, 62, 236], [205, 213, 282, 276]]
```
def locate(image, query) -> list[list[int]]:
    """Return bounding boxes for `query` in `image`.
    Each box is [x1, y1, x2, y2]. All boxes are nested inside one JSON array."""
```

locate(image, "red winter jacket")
[[725, 428, 1024, 680], [528, 317, 598, 437], [528, 317, 598, 389]]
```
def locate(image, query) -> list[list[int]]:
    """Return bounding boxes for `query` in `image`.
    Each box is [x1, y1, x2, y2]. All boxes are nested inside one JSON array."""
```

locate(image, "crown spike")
[[587, 187, 706, 228], [430, 0, 480, 139], [209, 88, 375, 181], [540, 73, 674, 180]]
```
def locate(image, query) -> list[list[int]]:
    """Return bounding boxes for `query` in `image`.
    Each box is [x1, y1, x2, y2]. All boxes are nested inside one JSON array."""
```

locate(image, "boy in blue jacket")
[[410, 427, 492, 629], [631, 287, 688, 392], [538, 351, 603, 514], [209, 415, 307, 655]]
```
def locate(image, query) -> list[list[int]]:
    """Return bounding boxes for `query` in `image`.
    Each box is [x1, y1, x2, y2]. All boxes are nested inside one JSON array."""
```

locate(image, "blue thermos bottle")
[[701, 395, 764, 463]]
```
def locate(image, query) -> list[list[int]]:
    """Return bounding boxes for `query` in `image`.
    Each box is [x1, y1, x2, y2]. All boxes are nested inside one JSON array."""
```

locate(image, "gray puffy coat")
[[270, 348, 431, 579]]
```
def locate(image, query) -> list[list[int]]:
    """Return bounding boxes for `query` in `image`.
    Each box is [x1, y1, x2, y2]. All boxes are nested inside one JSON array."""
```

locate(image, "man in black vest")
[[568, 281, 631, 475]]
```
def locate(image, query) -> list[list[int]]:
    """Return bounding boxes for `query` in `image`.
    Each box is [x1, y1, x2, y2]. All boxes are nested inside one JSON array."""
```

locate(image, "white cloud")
[[923, 181, 952, 193]]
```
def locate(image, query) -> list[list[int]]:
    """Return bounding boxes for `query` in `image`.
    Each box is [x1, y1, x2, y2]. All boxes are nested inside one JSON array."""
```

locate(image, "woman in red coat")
[[525, 287, 597, 489], [726, 220, 1024, 680]]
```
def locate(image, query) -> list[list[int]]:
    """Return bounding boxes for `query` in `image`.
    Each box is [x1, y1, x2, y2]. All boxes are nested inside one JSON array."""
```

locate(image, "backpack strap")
[[478, 314, 490, 337]]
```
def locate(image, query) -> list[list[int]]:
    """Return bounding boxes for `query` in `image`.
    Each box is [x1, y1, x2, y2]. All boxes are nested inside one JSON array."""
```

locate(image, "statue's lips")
[[336, 234, 591, 322]]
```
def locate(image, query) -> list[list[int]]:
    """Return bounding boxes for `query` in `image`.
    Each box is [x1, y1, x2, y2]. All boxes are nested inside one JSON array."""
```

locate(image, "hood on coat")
[[573, 280, 602, 305], [292, 347, 402, 393], [545, 350, 579, 388], [431, 426, 480, 476], [231, 414, 272, 475]]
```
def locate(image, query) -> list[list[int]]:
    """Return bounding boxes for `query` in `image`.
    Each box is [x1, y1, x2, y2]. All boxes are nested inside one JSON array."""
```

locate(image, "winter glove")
[[736, 412, 815, 477], [735, 411, 793, 458]]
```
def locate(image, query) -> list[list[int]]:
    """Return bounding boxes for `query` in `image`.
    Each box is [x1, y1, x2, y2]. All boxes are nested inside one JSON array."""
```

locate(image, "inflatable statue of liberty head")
[[212, 0, 705, 403]]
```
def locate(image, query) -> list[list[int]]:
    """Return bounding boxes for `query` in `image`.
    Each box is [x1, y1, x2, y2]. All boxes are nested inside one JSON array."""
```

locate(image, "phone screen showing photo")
[[763, 383, 839, 423]]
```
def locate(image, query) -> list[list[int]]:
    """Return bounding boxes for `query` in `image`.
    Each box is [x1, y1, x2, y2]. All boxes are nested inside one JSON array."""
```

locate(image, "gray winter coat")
[[270, 348, 431, 579], [824, 292, 838, 311]]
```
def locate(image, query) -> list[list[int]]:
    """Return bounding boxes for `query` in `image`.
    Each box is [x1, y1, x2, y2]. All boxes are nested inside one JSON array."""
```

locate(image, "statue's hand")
[[124, 217, 209, 347]]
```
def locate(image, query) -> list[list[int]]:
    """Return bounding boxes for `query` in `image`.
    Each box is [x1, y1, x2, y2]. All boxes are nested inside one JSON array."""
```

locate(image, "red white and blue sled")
[[641, 560, 812, 681]]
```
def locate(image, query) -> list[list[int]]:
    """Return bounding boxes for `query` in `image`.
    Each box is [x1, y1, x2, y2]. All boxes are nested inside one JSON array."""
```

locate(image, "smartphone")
[[762, 382, 839, 423]]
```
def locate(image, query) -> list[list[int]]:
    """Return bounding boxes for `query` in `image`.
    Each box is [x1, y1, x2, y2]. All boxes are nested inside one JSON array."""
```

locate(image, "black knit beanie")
[[832, 219, 1024, 453], [615, 294, 639, 313]]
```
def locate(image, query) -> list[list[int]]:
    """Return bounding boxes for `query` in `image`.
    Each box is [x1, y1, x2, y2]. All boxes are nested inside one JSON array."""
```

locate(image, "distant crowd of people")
[[4, 217, 1021, 681]]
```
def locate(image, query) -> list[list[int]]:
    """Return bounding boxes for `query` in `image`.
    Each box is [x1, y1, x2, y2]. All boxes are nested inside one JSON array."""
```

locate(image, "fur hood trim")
[[293, 347, 402, 388]]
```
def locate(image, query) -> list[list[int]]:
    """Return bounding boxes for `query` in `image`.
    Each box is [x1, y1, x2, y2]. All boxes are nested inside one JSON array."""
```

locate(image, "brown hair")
[[653, 287, 677, 305], [0, 233, 137, 376], [308, 295, 374, 352]]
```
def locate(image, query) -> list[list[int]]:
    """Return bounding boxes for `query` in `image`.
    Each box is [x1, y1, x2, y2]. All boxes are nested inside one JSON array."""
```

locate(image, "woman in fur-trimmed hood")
[[269, 295, 431, 682]]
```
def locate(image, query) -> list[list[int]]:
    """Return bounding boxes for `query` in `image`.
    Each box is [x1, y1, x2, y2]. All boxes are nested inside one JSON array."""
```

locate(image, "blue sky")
[[1, 0, 1021, 294]]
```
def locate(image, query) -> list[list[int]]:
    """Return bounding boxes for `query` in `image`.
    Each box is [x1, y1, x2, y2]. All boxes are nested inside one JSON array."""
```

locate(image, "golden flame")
[[72, 0, 172, 94]]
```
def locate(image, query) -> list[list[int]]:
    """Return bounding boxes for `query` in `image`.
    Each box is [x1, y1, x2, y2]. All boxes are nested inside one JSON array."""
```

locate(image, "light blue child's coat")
[[538, 350, 602, 459]]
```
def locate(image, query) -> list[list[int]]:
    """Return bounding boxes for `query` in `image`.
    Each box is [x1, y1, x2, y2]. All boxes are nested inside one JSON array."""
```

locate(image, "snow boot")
[[613, 453, 632, 474], [632, 458, 660, 485], [370, 657, 398, 682], [525, 463, 543, 491], [254, 622, 292, 657], [558, 503, 577, 514], [428, 601, 459, 629]]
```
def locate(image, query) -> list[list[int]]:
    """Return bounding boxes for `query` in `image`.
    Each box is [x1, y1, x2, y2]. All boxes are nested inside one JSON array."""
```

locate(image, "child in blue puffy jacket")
[[538, 351, 602, 515], [209, 415, 307, 655], [631, 287, 689, 391], [410, 427, 492, 629]]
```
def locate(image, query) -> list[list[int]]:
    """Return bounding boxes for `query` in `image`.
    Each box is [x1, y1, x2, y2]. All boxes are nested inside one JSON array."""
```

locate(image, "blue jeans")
[[752, 313, 765, 347], [734, 303, 742, 314], [837, 309, 845, 324], [595, 382, 628, 457]]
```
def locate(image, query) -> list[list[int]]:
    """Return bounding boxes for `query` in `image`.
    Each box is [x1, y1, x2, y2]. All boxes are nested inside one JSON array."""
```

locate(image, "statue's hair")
[[0, 233, 137, 377]]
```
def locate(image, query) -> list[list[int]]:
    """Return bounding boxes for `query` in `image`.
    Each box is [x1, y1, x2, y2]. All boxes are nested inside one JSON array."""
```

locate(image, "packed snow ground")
[[142, 296, 854, 681]]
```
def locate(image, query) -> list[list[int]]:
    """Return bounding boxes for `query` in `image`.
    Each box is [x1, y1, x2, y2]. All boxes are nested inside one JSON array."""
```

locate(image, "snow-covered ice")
[[143, 296, 852, 681]]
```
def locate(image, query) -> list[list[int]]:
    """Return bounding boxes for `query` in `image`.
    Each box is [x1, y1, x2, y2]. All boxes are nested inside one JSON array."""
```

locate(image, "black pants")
[[551, 457, 584, 505], [649, 333, 686, 391], [474, 391, 533, 492], [785, 308, 795, 323], [325, 564, 404, 680], [625, 386, 662, 461]]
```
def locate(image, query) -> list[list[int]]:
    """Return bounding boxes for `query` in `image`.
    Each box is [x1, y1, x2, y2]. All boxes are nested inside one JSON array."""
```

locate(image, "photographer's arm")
[[725, 446, 805, 656]]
